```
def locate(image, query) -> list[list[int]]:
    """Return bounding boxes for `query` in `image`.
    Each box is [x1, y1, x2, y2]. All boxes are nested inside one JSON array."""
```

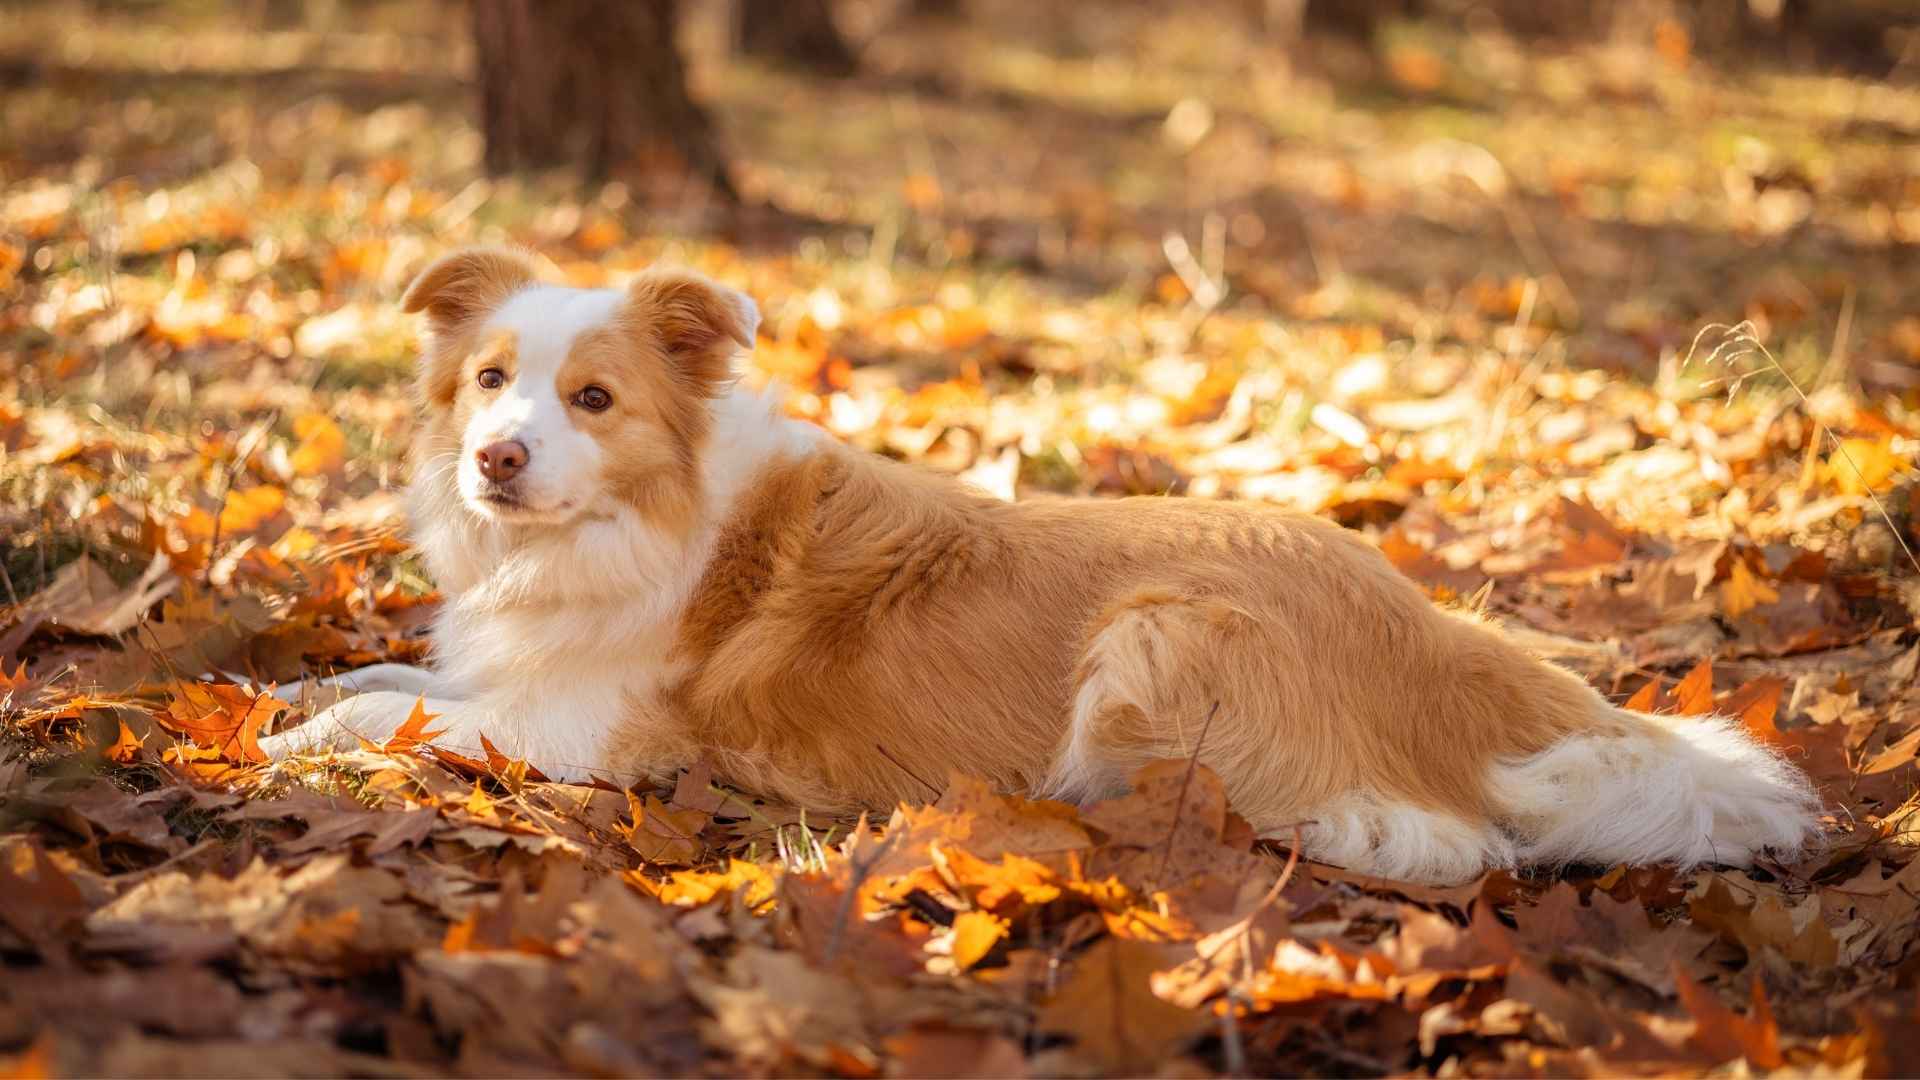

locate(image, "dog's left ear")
[[627, 269, 760, 371]]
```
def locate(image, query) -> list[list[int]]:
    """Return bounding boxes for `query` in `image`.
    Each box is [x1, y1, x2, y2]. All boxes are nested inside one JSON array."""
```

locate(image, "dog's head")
[[401, 248, 758, 531]]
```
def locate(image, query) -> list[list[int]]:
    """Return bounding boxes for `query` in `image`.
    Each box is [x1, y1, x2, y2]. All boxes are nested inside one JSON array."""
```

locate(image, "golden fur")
[[613, 442, 1623, 830]]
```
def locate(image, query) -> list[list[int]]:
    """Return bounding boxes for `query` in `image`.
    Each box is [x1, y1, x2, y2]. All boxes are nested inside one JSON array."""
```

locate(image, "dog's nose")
[[475, 440, 529, 482]]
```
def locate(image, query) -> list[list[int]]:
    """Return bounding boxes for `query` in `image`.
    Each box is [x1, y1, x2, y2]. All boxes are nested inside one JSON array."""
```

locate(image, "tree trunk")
[[736, 0, 858, 76], [471, 0, 736, 200], [1300, 0, 1420, 38]]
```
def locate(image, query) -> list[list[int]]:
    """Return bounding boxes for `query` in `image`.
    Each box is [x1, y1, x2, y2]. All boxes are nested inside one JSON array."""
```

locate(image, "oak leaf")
[[1037, 938, 1208, 1073], [155, 681, 284, 764]]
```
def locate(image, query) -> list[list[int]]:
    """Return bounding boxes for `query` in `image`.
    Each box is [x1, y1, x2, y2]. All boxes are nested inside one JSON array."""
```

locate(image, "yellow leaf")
[[1825, 436, 1905, 497], [289, 414, 346, 477], [950, 910, 1008, 971], [1720, 560, 1779, 619]]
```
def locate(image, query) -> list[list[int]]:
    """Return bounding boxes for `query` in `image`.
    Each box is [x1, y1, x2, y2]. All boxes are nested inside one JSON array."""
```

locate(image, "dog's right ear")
[[402, 248, 537, 335], [404, 248, 536, 408]]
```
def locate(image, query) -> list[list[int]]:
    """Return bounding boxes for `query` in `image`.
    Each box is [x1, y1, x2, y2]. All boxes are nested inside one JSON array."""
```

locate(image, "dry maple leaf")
[[622, 792, 710, 864], [1720, 559, 1780, 619], [154, 681, 284, 764], [644, 858, 779, 910], [1037, 937, 1209, 1073], [1689, 875, 1838, 968], [1673, 966, 1784, 1069], [948, 910, 1008, 971], [1080, 758, 1266, 892], [103, 718, 145, 763], [381, 697, 448, 753], [0, 841, 89, 957], [883, 1025, 1027, 1080]]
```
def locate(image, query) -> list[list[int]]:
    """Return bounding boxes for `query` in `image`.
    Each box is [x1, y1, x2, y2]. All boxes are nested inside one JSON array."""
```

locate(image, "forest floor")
[[2, 2, 1919, 1075]]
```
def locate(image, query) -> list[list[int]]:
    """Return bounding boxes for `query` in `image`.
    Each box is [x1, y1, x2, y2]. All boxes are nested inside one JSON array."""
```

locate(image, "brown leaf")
[[1722, 676, 1787, 745], [20, 553, 176, 637], [1513, 883, 1707, 993], [282, 806, 438, 855], [1673, 966, 1783, 1069], [623, 792, 710, 865], [1037, 938, 1209, 1073], [884, 1026, 1028, 1080], [1688, 876, 1837, 968], [1080, 759, 1266, 890], [0, 840, 90, 955]]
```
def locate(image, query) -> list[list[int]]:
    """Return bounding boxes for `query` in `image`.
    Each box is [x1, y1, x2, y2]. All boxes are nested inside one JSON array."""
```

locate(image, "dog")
[[259, 247, 1822, 884]]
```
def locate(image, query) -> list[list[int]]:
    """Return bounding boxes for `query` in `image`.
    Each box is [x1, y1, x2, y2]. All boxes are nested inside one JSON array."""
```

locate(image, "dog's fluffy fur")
[[260, 248, 1823, 884]]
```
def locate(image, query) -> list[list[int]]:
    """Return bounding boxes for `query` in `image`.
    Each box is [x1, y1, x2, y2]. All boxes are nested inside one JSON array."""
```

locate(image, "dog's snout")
[[475, 440, 529, 482]]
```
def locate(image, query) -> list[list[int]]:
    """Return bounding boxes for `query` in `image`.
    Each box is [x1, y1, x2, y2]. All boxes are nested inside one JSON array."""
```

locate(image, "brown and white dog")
[[260, 247, 1822, 884]]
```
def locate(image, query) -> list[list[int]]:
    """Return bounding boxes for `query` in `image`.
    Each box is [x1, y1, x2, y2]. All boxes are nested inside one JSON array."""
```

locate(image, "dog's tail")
[[1489, 701, 1823, 871]]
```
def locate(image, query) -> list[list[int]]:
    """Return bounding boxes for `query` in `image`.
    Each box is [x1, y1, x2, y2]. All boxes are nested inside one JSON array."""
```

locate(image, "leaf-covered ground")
[[4, 2, 1920, 1076]]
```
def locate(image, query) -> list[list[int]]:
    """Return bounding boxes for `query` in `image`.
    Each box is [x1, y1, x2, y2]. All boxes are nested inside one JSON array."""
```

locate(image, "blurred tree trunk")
[[471, 0, 736, 200], [736, 0, 858, 75], [1300, 0, 1420, 37]]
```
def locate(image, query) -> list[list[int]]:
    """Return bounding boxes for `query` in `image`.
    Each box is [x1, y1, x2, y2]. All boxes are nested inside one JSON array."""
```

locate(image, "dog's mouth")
[[468, 487, 579, 523]]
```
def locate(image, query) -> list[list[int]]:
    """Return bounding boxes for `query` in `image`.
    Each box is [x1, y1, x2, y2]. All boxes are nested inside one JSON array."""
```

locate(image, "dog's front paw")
[[258, 691, 424, 761]]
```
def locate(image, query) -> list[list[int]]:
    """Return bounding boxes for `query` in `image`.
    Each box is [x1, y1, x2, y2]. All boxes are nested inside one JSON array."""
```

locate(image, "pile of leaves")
[[5, 1, 1920, 1076]]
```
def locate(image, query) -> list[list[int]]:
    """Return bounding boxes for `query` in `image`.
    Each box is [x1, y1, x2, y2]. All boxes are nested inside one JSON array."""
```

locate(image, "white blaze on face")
[[457, 286, 625, 524]]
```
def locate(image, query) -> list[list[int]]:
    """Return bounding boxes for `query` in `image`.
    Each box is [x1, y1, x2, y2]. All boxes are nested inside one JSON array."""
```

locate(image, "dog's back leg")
[[1039, 584, 1515, 883]]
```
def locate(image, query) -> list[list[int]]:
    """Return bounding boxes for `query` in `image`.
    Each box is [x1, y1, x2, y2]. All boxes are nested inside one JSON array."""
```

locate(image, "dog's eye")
[[477, 368, 506, 390], [574, 385, 613, 412]]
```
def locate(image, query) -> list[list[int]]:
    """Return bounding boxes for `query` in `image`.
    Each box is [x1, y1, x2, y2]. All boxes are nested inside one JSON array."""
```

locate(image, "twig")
[[1155, 700, 1221, 886], [1198, 824, 1304, 965], [1683, 321, 1920, 579], [822, 829, 900, 968], [875, 742, 943, 801], [202, 413, 279, 590]]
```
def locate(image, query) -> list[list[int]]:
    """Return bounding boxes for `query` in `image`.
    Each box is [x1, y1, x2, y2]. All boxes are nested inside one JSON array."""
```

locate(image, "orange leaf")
[[479, 732, 550, 785], [155, 682, 285, 764], [1672, 660, 1715, 716], [648, 858, 778, 909], [104, 718, 144, 763], [382, 698, 448, 753], [288, 413, 346, 477], [1674, 966, 1783, 1069], [216, 485, 287, 536], [0, 1034, 52, 1080], [1624, 679, 1664, 713], [950, 910, 1008, 971], [1720, 560, 1779, 619], [622, 792, 710, 864], [1721, 677, 1787, 747]]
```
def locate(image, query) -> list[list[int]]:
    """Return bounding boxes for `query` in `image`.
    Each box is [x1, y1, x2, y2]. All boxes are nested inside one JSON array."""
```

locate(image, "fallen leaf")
[[154, 681, 284, 764], [1037, 937, 1209, 1073]]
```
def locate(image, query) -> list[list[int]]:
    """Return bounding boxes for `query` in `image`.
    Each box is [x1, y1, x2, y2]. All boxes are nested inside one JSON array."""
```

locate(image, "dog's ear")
[[402, 247, 537, 334], [404, 248, 537, 407], [626, 268, 760, 393]]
